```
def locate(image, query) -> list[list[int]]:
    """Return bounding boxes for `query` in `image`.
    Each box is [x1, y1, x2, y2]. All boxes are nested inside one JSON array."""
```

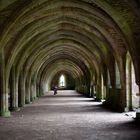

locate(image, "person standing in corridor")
[[54, 86, 58, 95]]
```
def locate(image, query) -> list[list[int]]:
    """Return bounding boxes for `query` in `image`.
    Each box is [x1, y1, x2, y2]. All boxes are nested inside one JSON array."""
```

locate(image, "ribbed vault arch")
[[0, 0, 140, 116]]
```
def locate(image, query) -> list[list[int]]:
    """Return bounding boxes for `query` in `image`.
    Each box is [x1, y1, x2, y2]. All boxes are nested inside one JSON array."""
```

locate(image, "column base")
[[0, 110, 11, 117], [19, 104, 24, 108], [125, 107, 129, 112], [30, 97, 34, 102], [94, 98, 101, 102], [25, 99, 30, 104], [37, 95, 41, 98], [30, 97, 37, 102], [32, 97, 38, 100], [125, 107, 133, 112], [9, 107, 20, 112], [136, 111, 140, 121], [35, 97, 38, 99]]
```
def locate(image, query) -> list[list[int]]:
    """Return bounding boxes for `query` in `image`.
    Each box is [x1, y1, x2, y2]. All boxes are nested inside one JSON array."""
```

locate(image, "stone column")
[[90, 85, 94, 98], [36, 81, 40, 97], [0, 49, 10, 117], [96, 85, 102, 101], [31, 74, 37, 100], [34, 82, 37, 99], [139, 85, 140, 108], [118, 57, 126, 112], [25, 78, 31, 104], [136, 85, 140, 120], [10, 65, 20, 111], [36, 77, 42, 97], [101, 75, 106, 100], [96, 75, 102, 101], [29, 76, 34, 102], [126, 58, 132, 111], [18, 70, 25, 107]]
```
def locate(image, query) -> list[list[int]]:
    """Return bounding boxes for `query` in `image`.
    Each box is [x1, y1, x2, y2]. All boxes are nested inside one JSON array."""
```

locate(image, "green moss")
[[0, 110, 11, 117]]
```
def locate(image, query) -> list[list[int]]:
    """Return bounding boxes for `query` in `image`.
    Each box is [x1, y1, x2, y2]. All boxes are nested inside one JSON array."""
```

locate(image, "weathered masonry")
[[0, 0, 140, 118]]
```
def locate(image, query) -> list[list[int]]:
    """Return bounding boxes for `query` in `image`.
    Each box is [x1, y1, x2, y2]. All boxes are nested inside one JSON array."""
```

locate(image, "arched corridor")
[[0, 0, 140, 139], [0, 90, 140, 140]]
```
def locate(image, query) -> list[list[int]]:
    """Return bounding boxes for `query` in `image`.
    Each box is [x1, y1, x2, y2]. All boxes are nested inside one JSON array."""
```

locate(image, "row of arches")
[[0, 0, 140, 117]]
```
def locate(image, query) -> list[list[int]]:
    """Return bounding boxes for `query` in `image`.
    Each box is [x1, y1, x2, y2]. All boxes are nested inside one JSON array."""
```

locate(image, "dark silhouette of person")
[[54, 86, 58, 95]]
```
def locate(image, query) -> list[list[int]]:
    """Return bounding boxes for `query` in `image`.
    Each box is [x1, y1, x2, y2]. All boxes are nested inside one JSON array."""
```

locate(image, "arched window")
[[59, 74, 66, 87]]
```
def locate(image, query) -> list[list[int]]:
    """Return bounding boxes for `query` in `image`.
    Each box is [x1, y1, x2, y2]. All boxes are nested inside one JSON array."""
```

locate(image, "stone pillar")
[[30, 76, 37, 101], [96, 85, 102, 101], [33, 76, 37, 99], [136, 85, 140, 120], [105, 70, 112, 105], [31, 79, 36, 101], [33, 84, 37, 99], [31, 70, 38, 100], [0, 49, 10, 117], [126, 58, 132, 111], [18, 70, 25, 107], [37, 77, 43, 97], [34, 82, 37, 99], [29, 76, 34, 102], [139, 85, 140, 108], [103, 85, 107, 100], [90, 85, 94, 98], [96, 75, 102, 101], [36, 81, 40, 97], [9, 65, 20, 111], [101, 75, 106, 100], [36, 76, 40, 97], [25, 78, 31, 104], [118, 57, 126, 112]]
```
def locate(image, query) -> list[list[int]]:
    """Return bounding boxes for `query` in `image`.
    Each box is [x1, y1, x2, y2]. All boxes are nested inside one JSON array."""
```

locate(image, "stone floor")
[[0, 90, 140, 140]]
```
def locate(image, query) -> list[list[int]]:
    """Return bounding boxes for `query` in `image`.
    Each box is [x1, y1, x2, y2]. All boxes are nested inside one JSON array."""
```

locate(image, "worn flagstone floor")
[[0, 90, 140, 140]]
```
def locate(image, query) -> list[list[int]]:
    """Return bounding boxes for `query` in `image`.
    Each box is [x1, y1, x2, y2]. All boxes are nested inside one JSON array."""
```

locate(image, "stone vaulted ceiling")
[[0, 0, 140, 87]]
